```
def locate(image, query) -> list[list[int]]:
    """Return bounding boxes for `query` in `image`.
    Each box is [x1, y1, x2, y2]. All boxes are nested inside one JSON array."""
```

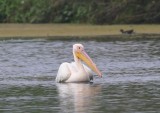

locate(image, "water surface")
[[0, 39, 160, 113]]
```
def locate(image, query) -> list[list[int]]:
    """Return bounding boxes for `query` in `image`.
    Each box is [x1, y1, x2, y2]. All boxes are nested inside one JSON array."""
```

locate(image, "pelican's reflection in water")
[[56, 83, 102, 113]]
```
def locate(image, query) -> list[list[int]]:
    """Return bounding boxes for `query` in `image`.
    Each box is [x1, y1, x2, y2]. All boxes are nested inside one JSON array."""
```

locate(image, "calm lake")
[[0, 39, 160, 113]]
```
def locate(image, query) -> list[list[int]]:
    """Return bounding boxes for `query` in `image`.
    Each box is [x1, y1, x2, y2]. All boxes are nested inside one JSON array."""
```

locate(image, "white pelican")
[[55, 44, 102, 83]]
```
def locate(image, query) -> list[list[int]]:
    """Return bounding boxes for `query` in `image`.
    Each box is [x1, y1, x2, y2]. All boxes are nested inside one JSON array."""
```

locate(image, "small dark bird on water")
[[120, 29, 134, 34]]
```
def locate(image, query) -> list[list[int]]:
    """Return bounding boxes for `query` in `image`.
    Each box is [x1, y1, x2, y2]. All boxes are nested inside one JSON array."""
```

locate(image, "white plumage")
[[56, 62, 93, 82], [55, 44, 102, 83]]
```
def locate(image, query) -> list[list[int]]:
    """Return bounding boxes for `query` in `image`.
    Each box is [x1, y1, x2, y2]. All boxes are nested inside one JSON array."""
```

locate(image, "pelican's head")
[[73, 44, 102, 77]]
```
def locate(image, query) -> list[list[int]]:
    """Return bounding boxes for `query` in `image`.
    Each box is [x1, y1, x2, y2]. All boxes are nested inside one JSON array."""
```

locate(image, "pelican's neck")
[[73, 51, 84, 71]]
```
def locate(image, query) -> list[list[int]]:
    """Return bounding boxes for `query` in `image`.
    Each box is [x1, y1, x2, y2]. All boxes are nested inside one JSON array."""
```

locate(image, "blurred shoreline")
[[0, 24, 160, 40]]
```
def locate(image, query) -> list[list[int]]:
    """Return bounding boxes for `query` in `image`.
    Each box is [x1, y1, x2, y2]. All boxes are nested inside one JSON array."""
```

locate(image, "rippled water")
[[0, 39, 160, 113]]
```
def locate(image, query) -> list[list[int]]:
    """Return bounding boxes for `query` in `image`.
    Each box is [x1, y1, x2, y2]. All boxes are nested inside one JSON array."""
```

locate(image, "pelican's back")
[[56, 62, 71, 82]]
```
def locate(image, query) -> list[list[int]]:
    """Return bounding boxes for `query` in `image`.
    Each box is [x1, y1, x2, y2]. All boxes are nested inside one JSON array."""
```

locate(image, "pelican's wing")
[[56, 62, 71, 82], [83, 64, 94, 80]]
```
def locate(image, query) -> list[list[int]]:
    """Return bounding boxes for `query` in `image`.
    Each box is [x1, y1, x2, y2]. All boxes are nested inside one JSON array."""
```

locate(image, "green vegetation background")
[[0, 0, 160, 24]]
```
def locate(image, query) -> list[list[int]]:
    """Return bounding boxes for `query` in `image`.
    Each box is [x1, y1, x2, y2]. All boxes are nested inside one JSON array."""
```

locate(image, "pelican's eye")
[[77, 46, 81, 50]]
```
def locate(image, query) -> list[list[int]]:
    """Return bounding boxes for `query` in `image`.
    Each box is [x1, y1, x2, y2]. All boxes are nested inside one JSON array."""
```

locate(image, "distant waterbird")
[[56, 44, 102, 83], [120, 29, 134, 34]]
